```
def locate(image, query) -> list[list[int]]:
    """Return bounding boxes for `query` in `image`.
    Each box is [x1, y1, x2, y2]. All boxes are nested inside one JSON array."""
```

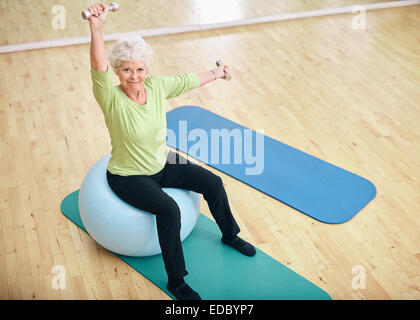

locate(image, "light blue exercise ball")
[[79, 154, 201, 257]]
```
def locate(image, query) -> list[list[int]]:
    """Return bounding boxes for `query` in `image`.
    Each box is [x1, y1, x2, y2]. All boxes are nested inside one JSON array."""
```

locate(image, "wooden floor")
[[0, 6, 420, 300]]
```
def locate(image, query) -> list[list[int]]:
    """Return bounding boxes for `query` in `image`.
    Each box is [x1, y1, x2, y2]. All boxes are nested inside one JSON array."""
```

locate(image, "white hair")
[[107, 34, 154, 75]]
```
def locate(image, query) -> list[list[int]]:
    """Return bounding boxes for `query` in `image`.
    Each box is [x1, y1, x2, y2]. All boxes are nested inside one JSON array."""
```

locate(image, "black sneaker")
[[221, 236, 257, 257], [167, 282, 201, 300]]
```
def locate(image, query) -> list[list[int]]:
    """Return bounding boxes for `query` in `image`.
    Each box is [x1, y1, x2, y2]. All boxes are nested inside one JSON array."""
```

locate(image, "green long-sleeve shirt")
[[91, 66, 200, 176]]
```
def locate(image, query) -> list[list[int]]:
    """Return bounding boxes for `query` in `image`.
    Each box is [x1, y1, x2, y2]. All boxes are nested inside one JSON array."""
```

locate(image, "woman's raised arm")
[[197, 64, 231, 87], [88, 3, 109, 72]]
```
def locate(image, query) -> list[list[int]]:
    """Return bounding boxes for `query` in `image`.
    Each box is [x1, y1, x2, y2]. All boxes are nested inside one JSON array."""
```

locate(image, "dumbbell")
[[81, 2, 120, 20], [216, 60, 232, 81]]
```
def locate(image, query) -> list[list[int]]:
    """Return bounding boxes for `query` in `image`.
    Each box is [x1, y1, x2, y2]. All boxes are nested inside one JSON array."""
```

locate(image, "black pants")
[[106, 151, 240, 279]]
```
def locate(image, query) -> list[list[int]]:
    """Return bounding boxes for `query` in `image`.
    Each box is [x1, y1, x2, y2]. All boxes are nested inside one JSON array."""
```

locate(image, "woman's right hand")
[[88, 2, 109, 29]]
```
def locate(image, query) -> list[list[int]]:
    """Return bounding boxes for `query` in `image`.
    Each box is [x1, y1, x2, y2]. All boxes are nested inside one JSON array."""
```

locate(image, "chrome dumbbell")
[[81, 2, 120, 20], [216, 60, 232, 81]]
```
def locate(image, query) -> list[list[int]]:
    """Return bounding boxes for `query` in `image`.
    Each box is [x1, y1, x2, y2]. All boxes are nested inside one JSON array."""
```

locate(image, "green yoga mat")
[[61, 190, 331, 300]]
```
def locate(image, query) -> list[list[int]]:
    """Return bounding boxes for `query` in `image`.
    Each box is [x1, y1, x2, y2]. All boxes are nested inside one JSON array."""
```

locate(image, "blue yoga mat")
[[166, 106, 376, 224], [61, 190, 331, 300]]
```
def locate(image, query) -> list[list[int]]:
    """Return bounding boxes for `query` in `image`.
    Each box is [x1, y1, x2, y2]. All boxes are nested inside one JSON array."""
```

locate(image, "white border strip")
[[1, 0, 419, 54]]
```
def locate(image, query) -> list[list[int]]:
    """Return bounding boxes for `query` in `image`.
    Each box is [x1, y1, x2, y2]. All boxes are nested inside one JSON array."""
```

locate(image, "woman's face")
[[118, 60, 147, 91]]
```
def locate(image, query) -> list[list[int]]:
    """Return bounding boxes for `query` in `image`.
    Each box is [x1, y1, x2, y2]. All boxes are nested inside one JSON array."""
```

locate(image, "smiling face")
[[117, 60, 147, 92]]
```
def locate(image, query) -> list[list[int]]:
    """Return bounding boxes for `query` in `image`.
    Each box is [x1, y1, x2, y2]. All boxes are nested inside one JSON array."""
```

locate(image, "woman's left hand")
[[213, 64, 230, 80]]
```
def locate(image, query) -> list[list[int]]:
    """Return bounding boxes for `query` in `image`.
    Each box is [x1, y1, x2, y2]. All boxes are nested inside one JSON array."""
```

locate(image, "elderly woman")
[[88, 3, 255, 300]]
